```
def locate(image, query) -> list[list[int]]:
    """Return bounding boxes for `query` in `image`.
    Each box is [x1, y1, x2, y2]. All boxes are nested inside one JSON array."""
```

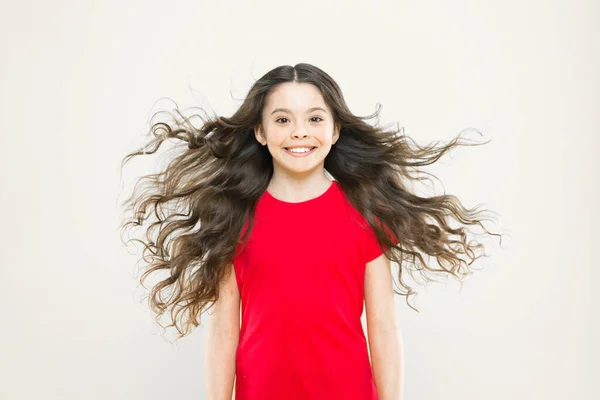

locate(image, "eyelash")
[[275, 116, 323, 124]]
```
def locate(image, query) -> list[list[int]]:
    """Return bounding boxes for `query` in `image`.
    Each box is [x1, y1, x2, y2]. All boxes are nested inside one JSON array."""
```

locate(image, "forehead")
[[263, 82, 328, 112]]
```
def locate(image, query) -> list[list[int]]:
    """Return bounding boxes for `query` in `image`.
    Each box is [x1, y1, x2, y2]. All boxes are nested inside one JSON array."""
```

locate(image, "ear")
[[254, 124, 266, 146], [332, 123, 340, 144]]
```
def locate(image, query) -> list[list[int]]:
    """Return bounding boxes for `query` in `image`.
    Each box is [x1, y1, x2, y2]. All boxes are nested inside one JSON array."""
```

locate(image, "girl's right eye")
[[275, 117, 289, 124]]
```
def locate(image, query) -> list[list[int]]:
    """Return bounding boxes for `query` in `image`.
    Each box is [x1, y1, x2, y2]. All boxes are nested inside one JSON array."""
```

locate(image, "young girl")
[[119, 63, 502, 400]]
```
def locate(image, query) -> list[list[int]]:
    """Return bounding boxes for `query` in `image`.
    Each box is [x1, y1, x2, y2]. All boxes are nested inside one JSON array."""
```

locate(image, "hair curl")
[[119, 63, 504, 340]]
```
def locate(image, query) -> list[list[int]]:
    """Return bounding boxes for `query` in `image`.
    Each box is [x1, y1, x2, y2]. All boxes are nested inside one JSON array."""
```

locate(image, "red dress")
[[233, 180, 394, 399]]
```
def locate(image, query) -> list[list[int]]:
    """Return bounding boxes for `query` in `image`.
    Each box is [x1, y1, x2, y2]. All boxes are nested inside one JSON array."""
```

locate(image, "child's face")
[[255, 82, 340, 178]]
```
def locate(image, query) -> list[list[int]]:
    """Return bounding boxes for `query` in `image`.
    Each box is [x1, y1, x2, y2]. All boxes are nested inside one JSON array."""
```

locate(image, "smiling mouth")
[[284, 147, 317, 151], [283, 147, 317, 156]]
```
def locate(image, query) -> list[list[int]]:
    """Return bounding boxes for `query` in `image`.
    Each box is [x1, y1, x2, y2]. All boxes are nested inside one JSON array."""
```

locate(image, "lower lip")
[[284, 147, 317, 157]]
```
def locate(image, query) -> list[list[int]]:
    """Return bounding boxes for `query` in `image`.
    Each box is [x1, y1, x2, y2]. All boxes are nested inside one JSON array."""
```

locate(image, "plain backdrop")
[[0, 0, 597, 399]]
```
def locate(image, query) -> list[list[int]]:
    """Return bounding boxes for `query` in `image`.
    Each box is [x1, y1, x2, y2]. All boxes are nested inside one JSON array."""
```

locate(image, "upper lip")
[[284, 145, 317, 149]]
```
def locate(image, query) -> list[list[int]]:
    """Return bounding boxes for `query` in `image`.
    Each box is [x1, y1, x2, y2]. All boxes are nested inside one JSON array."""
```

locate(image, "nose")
[[292, 131, 309, 138], [292, 123, 309, 138]]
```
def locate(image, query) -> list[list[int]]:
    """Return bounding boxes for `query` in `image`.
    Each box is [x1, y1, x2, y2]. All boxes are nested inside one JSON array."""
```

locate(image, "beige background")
[[0, 0, 597, 399]]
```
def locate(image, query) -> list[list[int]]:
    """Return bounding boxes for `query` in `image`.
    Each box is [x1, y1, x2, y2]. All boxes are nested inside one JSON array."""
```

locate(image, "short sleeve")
[[363, 217, 399, 264]]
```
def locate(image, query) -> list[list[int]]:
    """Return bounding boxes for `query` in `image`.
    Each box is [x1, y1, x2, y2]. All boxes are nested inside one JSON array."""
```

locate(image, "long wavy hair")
[[119, 63, 503, 340]]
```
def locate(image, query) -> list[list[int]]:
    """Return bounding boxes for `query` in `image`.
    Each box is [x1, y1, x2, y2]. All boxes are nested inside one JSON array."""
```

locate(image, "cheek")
[[317, 132, 334, 146], [264, 129, 286, 146]]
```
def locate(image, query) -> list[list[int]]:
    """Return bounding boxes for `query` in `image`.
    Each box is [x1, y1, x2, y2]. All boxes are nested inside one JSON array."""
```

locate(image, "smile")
[[283, 147, 317, 157]]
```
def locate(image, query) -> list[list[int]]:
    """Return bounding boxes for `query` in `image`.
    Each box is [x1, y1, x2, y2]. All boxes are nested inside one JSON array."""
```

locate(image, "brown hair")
[[119, 63, 504, 340]]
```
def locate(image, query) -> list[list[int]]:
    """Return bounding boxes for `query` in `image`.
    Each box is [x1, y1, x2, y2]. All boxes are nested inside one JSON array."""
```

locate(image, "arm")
[[364, 253, 404, 400], [205, 263, 241, 400]]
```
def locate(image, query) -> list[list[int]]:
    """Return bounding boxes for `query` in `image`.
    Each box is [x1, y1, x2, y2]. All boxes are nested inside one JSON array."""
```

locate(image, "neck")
[[266, 173, 333, 203]]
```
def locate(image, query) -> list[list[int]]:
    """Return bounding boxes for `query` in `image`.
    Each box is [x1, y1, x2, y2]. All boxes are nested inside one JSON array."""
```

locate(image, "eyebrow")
[[270, 107, 328, 115]]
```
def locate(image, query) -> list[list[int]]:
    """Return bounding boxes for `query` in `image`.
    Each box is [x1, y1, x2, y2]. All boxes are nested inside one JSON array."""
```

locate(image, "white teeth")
[[287, 147, 313, 153]]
